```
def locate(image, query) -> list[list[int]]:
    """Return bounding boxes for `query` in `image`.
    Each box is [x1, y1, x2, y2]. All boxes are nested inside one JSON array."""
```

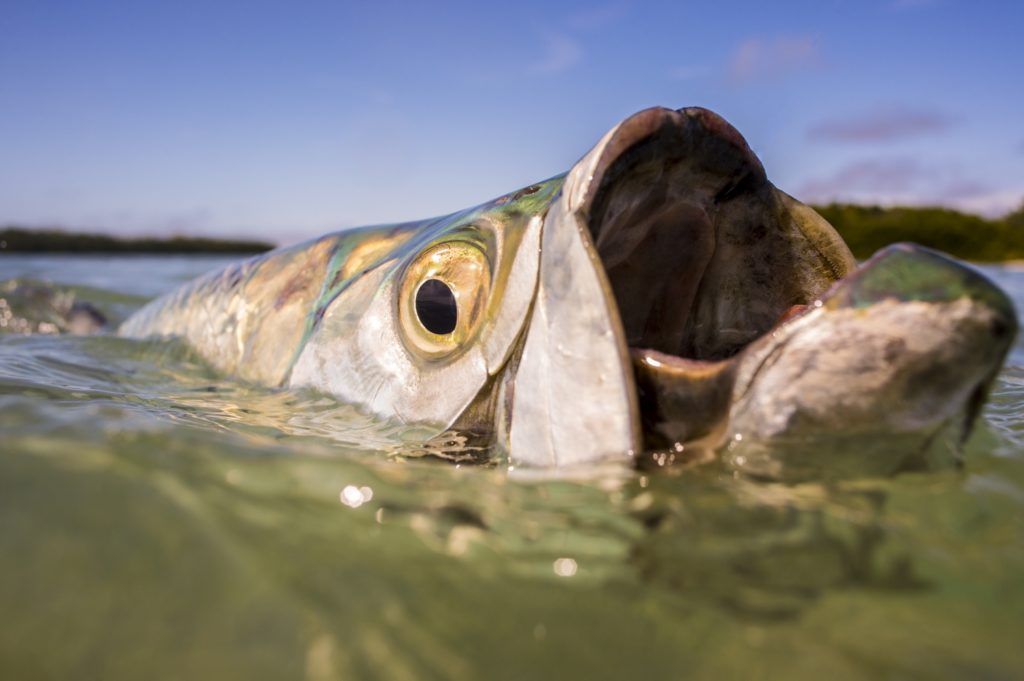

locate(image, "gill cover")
[[507, 116, 652, 466]]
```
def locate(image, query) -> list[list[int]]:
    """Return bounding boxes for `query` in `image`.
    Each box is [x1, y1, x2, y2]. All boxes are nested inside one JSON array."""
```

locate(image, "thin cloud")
[[529, 31, 584, 75], [955, 190, 1024, 218], [800, 159, 924, 199], [796, 158, 1016, 216], [730, 35, 819, 84], [808, 108, 957, 143], [1017, 140, 1024, 155], [528, 4, 627, 77]]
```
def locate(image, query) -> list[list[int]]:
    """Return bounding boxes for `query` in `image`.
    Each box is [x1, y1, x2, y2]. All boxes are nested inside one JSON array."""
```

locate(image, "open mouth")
[[570, 107, 1016, 463], [586, 108, 770, 360], [574, 107, 855, 449], [582, 108, 847, 362], [507, 106, 1015, 469]]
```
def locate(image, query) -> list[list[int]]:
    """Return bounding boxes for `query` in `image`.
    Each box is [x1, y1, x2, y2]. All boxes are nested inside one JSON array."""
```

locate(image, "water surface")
[[2, 254, 1023, 680]]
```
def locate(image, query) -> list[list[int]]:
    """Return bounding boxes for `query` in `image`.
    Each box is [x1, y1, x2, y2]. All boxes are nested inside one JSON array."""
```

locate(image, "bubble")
[[553, 557, 578, 577], [339, 485, 373, 508]]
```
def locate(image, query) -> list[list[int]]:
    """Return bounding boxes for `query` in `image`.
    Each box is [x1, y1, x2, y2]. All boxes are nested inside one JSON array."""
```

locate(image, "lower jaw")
[[717, 420, 967, 481]]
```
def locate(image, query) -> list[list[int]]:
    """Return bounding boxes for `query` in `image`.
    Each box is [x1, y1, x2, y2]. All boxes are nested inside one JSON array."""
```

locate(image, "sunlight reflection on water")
[[0, 257, 1023, 679]]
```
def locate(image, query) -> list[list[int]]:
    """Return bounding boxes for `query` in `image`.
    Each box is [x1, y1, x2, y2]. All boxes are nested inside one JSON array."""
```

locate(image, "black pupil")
[[415, 279, 458, 335]]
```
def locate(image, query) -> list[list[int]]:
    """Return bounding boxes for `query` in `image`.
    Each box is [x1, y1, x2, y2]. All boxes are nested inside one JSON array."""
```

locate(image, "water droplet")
[[553, 557, 578, 577], [340, 485, 372, 508]]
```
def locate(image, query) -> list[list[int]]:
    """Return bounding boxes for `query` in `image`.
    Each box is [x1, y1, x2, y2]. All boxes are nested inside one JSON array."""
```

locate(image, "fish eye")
[[415, 279, 458, 335], [399, 241, 491, 358]]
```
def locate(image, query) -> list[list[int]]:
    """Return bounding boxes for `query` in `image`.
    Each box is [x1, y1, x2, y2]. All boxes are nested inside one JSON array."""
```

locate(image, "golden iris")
[[398, 241, 491, 358]]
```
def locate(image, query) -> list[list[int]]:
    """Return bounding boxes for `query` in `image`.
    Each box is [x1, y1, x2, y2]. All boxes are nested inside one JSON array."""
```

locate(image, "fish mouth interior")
[[583, 110, 781, 364], [587, 139, 717, 359]]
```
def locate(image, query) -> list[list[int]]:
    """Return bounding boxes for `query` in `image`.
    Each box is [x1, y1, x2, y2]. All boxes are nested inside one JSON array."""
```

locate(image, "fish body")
[[120, 178, 565, 444], [120, 107, 1016, 474]]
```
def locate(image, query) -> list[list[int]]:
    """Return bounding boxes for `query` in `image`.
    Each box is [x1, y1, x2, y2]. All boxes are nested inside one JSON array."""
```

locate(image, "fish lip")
[[732, 243, 1019, 349], [738, 241, 1019, 356], [573, 106, 766, 220], [823, 242, 1018, 326]]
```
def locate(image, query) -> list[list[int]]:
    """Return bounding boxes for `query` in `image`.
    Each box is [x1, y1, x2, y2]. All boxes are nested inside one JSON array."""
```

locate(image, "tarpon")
[[119, 107, 1017, 475]]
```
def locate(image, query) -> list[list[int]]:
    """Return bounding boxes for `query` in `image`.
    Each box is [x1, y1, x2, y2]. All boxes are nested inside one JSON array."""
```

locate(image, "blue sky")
[[1, 0, 1022, 244]]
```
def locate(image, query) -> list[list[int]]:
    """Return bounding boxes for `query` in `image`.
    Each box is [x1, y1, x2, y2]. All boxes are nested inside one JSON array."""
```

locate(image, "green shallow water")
[[2, 255, 1024, 680]]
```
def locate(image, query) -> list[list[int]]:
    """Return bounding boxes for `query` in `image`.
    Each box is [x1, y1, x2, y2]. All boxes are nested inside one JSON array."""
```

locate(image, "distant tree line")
[[3, 202, 1024, 260], [0, 227, 274, 254], [814, 202, 1024, 262]]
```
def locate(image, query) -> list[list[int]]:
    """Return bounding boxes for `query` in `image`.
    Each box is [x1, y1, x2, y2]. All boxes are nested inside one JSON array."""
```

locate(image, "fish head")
[[293, 106, 1015, 473], [510, 106, 1015, 471]]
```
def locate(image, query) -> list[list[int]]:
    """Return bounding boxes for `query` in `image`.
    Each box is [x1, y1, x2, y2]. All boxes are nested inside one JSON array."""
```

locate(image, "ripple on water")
[[1, 260, 1023, 679]]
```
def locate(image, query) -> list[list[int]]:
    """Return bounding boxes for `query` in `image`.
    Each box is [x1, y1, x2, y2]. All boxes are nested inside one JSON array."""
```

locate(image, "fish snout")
[[835, 243, 1018, 429], [831, 243, 1017, 392], [829, 242, 1017, 332], [726, 243, 1017, 479]]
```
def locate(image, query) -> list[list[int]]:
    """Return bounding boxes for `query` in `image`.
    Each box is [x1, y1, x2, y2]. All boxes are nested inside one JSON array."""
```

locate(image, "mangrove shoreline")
[[3, 200, 1023, 261], [0, 228, 273, 255]]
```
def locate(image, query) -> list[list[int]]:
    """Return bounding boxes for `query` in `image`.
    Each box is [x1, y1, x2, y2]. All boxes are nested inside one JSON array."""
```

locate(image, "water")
[[2, 254, 1024, 680]]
